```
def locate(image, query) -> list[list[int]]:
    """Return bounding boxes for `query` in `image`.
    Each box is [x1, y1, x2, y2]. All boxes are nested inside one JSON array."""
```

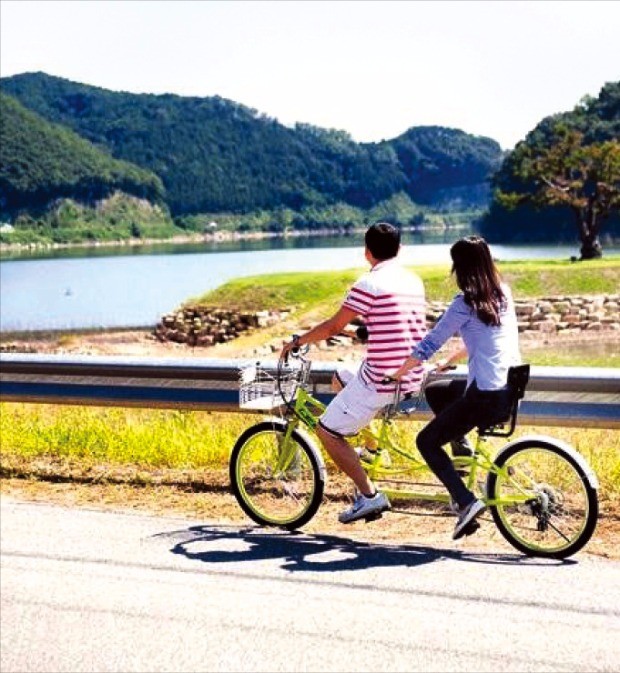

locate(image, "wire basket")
[[239, 363, 301, 410]]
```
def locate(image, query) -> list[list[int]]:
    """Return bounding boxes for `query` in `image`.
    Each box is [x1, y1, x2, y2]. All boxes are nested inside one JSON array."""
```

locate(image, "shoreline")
[[0, 224, 461, 256]]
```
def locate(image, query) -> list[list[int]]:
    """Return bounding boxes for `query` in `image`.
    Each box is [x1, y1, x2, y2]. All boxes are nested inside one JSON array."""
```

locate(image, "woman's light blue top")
[[412, 283, 521, 390]]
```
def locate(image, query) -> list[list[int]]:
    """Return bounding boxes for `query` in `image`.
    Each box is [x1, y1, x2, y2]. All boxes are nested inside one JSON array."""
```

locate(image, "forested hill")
[[0, 93, 164, 215], [480, 81, 620, 243], [1, 72, 503, 216]]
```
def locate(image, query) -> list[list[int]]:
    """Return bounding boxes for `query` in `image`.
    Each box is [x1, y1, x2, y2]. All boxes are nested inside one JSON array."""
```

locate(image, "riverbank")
[[0, 224, 455, 256]]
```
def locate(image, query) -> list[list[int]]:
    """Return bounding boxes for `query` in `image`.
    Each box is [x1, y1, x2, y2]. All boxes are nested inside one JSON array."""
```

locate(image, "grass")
[[1, 403, 618, 505], [520, 344, 620, 368], [191, 257, 620, 314], [188, 269, 362, 314], [497, 258, 620, 297], [0, 406, 249, 470]]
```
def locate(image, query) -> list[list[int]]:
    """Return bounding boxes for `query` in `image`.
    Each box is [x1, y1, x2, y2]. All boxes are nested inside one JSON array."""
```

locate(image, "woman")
[[387, 236, 521, 540]]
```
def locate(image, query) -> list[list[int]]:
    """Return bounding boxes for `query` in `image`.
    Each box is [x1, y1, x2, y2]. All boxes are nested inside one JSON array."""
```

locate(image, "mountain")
[[383, 126, 503, 206], [0, 92, 164, 215], [480, 81, 620, 243], [1, 72, 503, 216]]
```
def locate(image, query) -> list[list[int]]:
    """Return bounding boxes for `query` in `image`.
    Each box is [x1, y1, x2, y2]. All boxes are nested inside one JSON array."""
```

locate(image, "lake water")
[[1, 232, 617, 332]]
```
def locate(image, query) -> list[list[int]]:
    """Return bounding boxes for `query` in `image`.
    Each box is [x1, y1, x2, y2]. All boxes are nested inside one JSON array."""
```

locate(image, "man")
[[281, 222, 426, 523]]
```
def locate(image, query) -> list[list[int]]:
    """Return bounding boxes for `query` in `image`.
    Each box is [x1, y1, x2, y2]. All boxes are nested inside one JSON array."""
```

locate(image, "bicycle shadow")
[[160, 524, 574, 573]]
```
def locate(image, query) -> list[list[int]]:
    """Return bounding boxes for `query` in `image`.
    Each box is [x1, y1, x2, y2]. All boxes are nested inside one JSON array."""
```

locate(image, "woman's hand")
[[434, 357, 451, 372], [381, 355, 422, 384], [380, 373, 398, 384], [434, 345, 467, 371]]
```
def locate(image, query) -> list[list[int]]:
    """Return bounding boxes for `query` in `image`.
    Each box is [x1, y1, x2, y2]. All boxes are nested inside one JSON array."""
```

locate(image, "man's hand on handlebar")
[[280, 334, 300, 362]]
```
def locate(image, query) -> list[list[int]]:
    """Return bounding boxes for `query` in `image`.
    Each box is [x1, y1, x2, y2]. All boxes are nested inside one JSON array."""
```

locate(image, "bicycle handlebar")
[[383, 364, 458, 418], [380, 363, 457, 385]]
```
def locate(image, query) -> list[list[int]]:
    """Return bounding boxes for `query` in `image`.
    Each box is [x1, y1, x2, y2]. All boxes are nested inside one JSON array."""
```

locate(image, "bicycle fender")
[[495, 434, 600, 489], [263, 417, 327, 479]]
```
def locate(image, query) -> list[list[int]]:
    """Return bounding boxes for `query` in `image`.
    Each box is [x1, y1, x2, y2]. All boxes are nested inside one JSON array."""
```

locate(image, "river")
[[1, 232, 617, 332]]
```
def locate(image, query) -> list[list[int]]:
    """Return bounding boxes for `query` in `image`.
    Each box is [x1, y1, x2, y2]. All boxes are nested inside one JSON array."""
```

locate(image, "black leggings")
[[417, 379, 512, 509]]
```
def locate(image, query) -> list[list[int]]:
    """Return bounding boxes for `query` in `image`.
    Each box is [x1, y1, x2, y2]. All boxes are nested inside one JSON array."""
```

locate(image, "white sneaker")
[[338, 491, 391, 524], [453, 499, 486, 540]]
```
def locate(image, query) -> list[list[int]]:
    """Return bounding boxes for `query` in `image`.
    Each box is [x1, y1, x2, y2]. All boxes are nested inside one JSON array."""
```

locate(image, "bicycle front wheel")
[[486, 438, 599, 559], [230, 421, 325, 530]]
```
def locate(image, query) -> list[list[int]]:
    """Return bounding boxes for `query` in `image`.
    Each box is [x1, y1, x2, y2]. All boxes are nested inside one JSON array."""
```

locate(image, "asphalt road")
[[1, 497, 619, 672]]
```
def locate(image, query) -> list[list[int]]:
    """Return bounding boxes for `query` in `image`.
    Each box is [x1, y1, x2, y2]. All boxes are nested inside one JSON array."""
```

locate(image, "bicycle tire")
[[230, 420, 325, 530], [486, 437, 599, 559]]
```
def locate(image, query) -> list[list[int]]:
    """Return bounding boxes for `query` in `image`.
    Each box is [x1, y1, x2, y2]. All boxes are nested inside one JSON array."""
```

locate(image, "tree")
[[496, 126, 620, 259]]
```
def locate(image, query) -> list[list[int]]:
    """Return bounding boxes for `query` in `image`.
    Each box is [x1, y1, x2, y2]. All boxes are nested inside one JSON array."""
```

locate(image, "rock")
[[153, 294, 620, 350]]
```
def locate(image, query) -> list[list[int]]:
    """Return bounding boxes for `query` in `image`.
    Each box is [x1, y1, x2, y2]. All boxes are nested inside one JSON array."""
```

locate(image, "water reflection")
[[0, 228, 467, 262]]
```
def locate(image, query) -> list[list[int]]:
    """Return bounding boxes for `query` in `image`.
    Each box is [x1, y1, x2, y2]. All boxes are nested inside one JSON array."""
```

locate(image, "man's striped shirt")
[[343, 258, 426, 393]]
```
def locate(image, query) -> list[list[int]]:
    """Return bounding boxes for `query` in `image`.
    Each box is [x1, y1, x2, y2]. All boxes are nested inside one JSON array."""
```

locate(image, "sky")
[[1, 0, 619, 151]]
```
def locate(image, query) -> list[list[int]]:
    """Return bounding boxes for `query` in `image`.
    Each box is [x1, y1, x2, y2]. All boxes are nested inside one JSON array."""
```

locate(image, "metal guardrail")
[[0, 353, 619, 429]]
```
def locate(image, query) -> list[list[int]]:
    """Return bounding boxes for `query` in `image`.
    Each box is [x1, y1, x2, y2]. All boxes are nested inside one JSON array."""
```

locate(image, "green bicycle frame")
[[278, 382, 534, 508]]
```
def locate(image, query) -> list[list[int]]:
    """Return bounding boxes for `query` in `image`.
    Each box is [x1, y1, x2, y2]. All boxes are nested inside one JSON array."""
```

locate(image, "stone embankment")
[[426, 295, 620, 335], [154, 307, 289, 347], [154, 295, 620, 353], [515, 295, 619, 334]]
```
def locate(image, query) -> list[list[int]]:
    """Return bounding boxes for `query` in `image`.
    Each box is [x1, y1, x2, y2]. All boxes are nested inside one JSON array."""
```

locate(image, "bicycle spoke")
[[545, 517, 572, 544]]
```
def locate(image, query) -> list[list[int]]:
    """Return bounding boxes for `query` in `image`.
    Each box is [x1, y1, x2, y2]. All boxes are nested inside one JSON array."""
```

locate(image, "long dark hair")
[[450, 236, 505, 327]]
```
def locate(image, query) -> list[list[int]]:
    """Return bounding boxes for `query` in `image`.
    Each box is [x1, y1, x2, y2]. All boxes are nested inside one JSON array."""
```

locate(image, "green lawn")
[[192, 257, 620, 314]]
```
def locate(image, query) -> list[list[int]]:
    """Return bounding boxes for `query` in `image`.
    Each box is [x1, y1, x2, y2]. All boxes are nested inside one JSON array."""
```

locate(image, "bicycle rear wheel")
[[486, 438, 598, 559], [230, 421, 325, 530]]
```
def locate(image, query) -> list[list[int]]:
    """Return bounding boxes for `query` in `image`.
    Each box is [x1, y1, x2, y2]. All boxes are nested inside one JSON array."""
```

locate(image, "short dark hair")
[[365, 222, 400, 260]]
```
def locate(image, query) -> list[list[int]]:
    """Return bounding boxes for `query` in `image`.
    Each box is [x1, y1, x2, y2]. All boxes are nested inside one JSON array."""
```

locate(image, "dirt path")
[[2, 325, 617, 362]]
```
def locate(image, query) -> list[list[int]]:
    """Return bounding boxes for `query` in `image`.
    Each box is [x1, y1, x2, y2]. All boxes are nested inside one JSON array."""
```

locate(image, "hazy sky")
[[2, 0, 618, 150]]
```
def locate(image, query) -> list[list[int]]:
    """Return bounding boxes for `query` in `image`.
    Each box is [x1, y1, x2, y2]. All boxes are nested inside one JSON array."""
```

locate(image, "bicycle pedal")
[[364, 512, 384, 523]]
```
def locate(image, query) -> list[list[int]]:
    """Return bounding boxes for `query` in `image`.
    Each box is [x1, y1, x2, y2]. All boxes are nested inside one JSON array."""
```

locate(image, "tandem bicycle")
[[229, 347, 599, 559]]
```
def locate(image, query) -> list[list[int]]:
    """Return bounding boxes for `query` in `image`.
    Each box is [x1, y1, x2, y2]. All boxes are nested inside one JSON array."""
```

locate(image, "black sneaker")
[[453, 499, 486, 540]]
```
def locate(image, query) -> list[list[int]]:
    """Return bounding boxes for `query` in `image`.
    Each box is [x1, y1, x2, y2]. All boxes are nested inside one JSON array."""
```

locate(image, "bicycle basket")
[[239, 363, 300, 410]]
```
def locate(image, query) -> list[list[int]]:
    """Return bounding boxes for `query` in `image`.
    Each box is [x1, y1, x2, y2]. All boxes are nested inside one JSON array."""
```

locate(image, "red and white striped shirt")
[[343, 258, 426, 393]]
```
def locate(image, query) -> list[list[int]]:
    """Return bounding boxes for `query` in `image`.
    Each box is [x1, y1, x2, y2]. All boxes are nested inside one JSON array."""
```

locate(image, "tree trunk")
[[577, 205, 603, 260]]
